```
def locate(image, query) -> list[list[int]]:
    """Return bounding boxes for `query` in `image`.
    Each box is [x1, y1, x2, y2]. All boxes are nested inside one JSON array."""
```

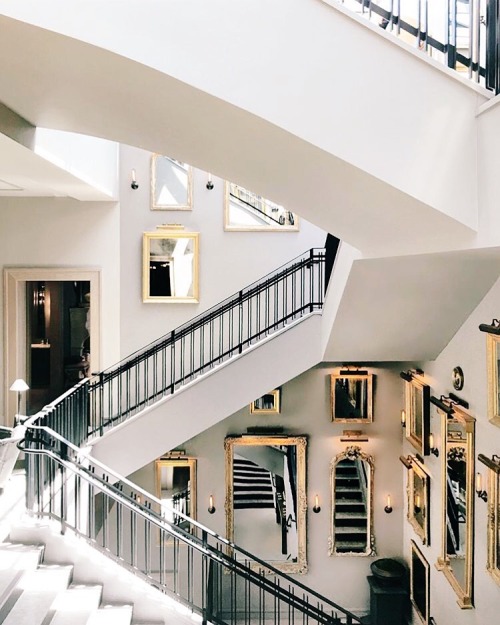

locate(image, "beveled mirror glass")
[[155, 456, 197, 527], [224, 435, 307, 574], [143, 227, 199, 302], [151, 155, 193, 210], [328, 445, 375, 556], [486, 333, 500, 425], [330, 373, 374, 423], [405, 377, 430, 456], [224, 182, 299, 231], [401, 455, 430, 545], [436, 402, 475, 608], [478, 454, 500, 585], [411, 539, 430, 624]]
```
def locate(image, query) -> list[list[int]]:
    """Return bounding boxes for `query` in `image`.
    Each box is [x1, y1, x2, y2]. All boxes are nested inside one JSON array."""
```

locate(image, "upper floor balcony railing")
[[333, 0, 500, 93]]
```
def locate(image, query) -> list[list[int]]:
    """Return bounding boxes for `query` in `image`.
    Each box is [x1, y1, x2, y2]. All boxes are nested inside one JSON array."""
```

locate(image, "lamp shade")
[[9, 379, 29, 392]]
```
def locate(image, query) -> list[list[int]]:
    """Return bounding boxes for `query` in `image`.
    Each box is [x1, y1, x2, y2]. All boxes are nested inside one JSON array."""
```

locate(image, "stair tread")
[[335, 512, 367, 520], [1, 564, 74, 625], [49, 584, 103, 625], [87, 604, 133, 625], [335, 527, 367, 534]]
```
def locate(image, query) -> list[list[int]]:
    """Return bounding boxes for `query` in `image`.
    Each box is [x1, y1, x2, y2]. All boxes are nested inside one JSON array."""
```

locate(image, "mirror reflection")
[[225, 435, 307, 574], [405, 456, 430, 546], [405, 378, 430, 455], [224, 182, 298, 231], [250, 390, 280, 414], [143, 230, 199, 302], [411, 540, 429, 624], [329, 446, 375, 557], [330, 373, 373, 423], [151, 155, 192, 210]]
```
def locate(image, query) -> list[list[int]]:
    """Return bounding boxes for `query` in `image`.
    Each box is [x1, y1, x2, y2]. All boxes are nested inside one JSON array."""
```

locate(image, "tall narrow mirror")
[[329, 446, 375, 556], [151, 155, 193, 210], [478, 454, 500, 585], [411, 539, 430, 624], [155, 456, 197, 528], [224, 435, 307, 574], [436, 402, 475, 608], [485, 332, 500, 425]]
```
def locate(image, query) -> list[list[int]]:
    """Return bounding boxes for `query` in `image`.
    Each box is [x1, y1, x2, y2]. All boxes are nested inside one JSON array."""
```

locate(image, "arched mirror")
[[329, 445, 375, 556], [224, 435, 307, 574], [155, 456, 197, 528], [435, 401, 475, 608], [151, 155, 193, 210]]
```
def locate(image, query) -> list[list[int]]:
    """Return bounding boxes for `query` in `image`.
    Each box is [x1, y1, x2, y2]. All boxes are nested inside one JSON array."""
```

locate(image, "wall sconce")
[[384, 494, 393, 514], [414, 494, 422, 514], [400, 409, 406, 428], [9, 378, 29, 426], [131, 169, 139, 190], [312, 494, 321, 513], [429, 433, 439, 457], [208, 494, 216, 514], [476, 472, 488, 502], [479, 318, 500, 334], [206, 173, 214, 190]]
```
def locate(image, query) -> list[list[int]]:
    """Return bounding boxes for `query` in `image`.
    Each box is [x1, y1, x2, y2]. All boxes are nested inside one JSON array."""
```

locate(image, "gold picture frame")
[[250, 390, 281, 414], [224, 434, 307, 574], [155, 456, 197, 525], [404, 376, 430, 456], [142, 227, 199, 303], [478, 454, 500, 585], [411, 539, 430, 624], [401, 455, 430, 545], [151, 154, 193, 211], [330, 372, 374, 423], [486, 332, 500, 426]]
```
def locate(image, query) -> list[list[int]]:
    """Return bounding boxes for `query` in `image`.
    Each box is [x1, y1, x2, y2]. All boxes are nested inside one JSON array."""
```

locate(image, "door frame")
[[4, 267, 101, 426]]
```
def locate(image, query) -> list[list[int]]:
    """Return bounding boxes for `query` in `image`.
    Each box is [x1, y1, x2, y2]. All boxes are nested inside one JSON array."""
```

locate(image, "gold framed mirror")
[[224, 434, 307, 574], [330, 372, 374, 423], [155, 456, 197, 527], [411, 539, 430, 624], [224, 182, 299, 231], [250, 390, 281, 414], [486, 332, 500, 426], [404, 376, 430, 456], [435, 401, 475, 608], [478, 454, 500, 585], [328, 445, 375, 557], [151, 155, 193, 210], [142, 226, 199, 303], [401, 455, 430, 545]]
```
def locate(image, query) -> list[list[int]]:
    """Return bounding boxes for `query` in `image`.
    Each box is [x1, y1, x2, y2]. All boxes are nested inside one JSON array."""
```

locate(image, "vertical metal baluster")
[[131, 494, 137, 568], [417, 0, 422, 48], [397, 0, 401, 34], [171, 331, 176, 394], [117, 496, 123, 559], [219, 309, 223, 363]]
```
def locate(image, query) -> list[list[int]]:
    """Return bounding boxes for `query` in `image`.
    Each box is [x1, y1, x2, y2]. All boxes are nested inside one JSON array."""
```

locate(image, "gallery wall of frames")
[[118, 145, 326, 357]]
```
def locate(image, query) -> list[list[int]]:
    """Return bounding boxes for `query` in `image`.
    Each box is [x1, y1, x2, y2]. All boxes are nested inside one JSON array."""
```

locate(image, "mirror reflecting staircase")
[[334, 460, 368, 554]]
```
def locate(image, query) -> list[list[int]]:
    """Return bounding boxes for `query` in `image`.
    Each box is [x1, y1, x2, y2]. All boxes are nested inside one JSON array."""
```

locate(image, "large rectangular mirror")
[[401, 455, 430, 545], [224, 435, 307, 574], [329, 445, 375, 556], [330, 372, 374, 423], [478, 453, 500, 585], [486, 332, 500, 425], [143, 227, 199, 302], [224, 182, 299, 231], [404, 377, 430, 456], [151, 155, 193, 210], [436, 402, 475, 608], [411, 539, 430, 624], [155, 456, 197, 528]]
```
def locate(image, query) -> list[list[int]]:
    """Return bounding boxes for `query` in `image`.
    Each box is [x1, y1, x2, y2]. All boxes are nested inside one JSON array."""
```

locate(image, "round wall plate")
[[452, 366, 464, 391]]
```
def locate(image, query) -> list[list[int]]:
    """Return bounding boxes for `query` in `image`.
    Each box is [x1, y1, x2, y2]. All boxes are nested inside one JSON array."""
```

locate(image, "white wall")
[[0, 197, 120, 423], [402, 275, 500, 624], [129, 362, 406, 616], [119, 145, 326, 357]]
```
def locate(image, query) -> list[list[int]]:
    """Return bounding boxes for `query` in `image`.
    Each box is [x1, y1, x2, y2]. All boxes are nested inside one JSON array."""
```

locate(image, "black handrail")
[[229, 191, 284, 226], [25, 248, 327, 446], [21, 425, 362, 625]]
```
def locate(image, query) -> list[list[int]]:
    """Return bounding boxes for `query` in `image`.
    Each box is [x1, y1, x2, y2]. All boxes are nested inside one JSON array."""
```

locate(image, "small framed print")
[[250, 390, 281, 414]]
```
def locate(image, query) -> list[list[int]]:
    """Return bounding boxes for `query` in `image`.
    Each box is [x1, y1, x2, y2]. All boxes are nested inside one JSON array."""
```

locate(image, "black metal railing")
[[26, 248, 327, 448], [21, 425, 362, 625], [335, 0, 500, 94]]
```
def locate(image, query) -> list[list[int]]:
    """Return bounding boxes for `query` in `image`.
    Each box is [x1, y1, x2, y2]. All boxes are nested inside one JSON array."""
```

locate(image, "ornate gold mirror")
[[411, 539, 430, 624], [485, 330, 500, 425], [330, 371, 374, 423], [224, 435, 307, 573], [435, 401, 475, 608], [151, 155, 193, 210], [328, 446, 375, 556], [478, 454, 500, 585], [155, 456, 197, 527], [400, 455, 430, 545]]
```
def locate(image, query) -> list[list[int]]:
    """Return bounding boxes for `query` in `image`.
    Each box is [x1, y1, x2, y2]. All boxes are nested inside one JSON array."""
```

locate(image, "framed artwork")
[[143, 226, 199, 303], [330, 372, 374, 423], [478, 453, 500, 585], [401, 455, 430, 545], [151, 154, 193, 210], [411, 539, 430, 624], [404, 376, 430, 456], [486, 332, 500, 426], [250, 390, 281, 414]]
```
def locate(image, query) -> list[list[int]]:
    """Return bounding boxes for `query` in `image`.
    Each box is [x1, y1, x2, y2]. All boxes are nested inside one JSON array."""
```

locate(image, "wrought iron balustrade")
[[21, 425, 362, 625]]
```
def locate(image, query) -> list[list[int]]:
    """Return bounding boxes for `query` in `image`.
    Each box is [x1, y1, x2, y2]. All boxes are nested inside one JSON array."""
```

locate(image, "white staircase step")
[[0, 543, 44, 606], [87, 604, 133, 625], [1, 563, 74, 625], [49, 583, 103, 625]]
